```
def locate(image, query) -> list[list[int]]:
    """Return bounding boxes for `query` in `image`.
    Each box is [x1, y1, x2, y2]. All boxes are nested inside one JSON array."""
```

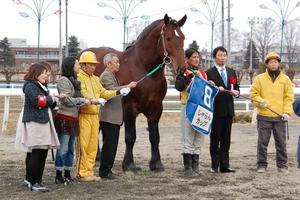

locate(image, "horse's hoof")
[[122, 163, 141, 172], [149, 160, 164, 172]]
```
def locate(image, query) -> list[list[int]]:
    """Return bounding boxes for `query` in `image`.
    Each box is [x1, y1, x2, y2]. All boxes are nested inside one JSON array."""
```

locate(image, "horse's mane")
[[135, 19, 163, 42]]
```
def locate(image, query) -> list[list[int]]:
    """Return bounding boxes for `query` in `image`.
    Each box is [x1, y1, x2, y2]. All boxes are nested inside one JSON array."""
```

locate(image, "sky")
[[0, 0, 300, 51]]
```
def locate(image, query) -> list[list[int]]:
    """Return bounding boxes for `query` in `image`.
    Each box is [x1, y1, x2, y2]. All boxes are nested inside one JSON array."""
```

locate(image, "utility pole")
[[227, 0, 231, 66], [65, 0, 69, 57], [59, 0, 62, 68], [221, 0, 225, 46]]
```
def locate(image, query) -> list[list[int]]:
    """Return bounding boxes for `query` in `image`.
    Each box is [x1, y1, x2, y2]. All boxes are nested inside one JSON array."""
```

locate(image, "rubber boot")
[[192, 154, 203, 176], [183, 154, 198, 177]]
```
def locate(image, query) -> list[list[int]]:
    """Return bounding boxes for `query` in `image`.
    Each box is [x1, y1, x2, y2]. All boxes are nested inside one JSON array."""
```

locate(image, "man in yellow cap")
[[76, 51, 130, 181], [250, 51, 294, 173]]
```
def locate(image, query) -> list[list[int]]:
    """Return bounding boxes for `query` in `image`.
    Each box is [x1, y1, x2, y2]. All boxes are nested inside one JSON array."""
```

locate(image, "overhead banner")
[[186, 76, 219, 135]]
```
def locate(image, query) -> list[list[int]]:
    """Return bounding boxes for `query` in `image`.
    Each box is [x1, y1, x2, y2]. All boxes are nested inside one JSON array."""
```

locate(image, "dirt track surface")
[[0, 115, 300, 200]]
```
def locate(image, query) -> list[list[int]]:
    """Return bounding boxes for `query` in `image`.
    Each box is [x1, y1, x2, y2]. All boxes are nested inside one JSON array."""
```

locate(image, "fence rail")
[[1, 84, 299, 132]]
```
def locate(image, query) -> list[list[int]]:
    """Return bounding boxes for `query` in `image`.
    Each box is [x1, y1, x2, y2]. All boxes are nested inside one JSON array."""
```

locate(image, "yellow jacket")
[[77, 69, 117, 114], [250, 70, 294, 117]]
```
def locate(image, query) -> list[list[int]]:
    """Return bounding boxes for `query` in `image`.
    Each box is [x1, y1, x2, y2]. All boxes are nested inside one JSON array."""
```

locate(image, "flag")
[[186, 76, 219, 135]]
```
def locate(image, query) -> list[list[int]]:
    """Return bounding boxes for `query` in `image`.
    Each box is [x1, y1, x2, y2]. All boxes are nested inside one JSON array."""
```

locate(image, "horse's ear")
[[164, 14, 170, 25], [177, 15, 187, 27]]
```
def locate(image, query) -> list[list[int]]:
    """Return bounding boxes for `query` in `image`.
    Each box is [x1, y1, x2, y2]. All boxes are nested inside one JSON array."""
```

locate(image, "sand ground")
[[0, 113, 299, 200]]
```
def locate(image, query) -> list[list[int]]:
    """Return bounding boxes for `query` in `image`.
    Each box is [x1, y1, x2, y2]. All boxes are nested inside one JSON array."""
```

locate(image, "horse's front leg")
[[145, 106, 164, 171], [122, 108, 140, 172]]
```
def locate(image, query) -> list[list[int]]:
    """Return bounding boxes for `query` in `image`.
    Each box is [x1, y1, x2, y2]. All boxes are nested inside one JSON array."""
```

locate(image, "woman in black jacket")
[[15, 63, 60, 192]]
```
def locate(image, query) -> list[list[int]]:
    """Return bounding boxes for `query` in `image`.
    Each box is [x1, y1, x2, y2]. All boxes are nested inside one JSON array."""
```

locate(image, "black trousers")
[[99, 122, 120, 177], [25, 149, 48, 184], [209, 116, 233, 170]]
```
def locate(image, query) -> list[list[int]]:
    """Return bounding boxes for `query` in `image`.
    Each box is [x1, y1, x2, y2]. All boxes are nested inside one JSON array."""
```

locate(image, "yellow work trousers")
[[76, 113, 99, 177]]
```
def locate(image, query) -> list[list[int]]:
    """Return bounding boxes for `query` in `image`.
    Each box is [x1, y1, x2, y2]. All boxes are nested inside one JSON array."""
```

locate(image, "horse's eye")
[[167, 37, 171, 41]]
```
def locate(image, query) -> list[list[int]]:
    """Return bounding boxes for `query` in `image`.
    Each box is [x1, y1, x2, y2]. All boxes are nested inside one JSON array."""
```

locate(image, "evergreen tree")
[[243, 39, 260, 84], [243, 39, 259, 70], [0, 37, 15, 68], [68, 35, 81, 58], [0, 37, 16, 83], [188, 40, 199, 50]]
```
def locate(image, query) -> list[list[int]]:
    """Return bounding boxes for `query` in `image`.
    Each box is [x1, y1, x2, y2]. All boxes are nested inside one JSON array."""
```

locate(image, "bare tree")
[[253, 20, 277, 62], [127, 20, 151, 43], [215, 27, 244, 51], [284, 21, 300, 80]]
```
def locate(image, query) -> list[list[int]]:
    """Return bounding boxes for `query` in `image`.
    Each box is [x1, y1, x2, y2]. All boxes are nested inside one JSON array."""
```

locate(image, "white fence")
[[1, 83, 299, 132]]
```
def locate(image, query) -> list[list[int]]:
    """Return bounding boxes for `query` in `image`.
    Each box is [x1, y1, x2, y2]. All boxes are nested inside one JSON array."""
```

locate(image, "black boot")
[[55, 170, 65, 184], [183, 154, 198, 177], [65, 170, 74, 181], [192, 154, 203, 176]]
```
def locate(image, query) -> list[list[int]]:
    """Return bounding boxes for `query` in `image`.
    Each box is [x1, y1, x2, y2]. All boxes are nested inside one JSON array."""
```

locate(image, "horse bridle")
[[160, 25, 172, 65]]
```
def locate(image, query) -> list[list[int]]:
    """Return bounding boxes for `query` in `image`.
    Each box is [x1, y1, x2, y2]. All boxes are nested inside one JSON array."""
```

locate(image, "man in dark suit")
[[205, 46, 240, 173], [99, 53, 137, 179]]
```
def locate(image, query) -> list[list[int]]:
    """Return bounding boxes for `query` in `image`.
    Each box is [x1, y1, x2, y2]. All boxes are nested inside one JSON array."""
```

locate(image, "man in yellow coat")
[[76, 51, 129, 181], [250, 52, 294, 173]]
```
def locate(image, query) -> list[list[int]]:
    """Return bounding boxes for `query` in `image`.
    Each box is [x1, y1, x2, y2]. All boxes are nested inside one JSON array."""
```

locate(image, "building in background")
[[8, 38, 59, 70]]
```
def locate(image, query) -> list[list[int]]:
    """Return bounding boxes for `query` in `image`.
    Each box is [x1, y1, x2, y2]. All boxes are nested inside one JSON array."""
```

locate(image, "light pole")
[[191, 0, 233, 67], [12, 0, 61, 61], [97, 0, 148, 50], [247, 17, 256, 71], [259, 0, 300, 58], [247, 17, 268, 70]]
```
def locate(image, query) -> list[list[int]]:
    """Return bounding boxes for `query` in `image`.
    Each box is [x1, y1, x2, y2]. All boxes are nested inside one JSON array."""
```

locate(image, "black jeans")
[[99, 122, 120, 177], [26, 149, 48, 184]]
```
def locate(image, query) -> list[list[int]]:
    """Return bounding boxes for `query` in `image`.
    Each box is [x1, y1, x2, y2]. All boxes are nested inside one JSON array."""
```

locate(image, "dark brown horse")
[[83, 14, 187, 171]]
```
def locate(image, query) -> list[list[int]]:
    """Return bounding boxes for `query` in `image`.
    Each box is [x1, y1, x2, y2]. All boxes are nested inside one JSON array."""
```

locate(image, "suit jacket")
[[206, 66, 239, 117], [99, 69, 126, 125]]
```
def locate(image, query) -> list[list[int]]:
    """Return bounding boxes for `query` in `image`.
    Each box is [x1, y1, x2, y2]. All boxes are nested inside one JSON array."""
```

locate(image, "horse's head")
[[159, 14, 187, 72]]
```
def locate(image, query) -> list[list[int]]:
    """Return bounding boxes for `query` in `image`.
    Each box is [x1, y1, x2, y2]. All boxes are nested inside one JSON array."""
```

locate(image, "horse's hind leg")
[[145, 107, 164, 171], [122, 110, 140, 172]]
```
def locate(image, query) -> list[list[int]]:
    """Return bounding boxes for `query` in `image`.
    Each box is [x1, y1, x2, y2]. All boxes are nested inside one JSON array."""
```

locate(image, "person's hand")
[[97, 98, 107, 106], [282, 113, 289, 121], [89, 98, 99, 105], [84, 98, 91, 105], [218, 86, 225, 92], [209, 80, 215, 87], [59, 93, 68, 99], [51, 94, 58, 102], [120, 87, 131, 96], [259, 101, 268, 108], [128, 81, 137, 89], [231, 89, 239, 97]]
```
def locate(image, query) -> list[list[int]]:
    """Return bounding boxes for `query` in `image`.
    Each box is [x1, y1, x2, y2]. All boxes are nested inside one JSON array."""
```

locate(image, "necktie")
[[220, 68, 227, 87]]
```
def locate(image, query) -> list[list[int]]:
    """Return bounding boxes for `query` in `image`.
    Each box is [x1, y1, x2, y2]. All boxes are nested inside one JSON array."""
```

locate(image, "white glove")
[[282, 113, 289, 121], [120, 87, 131, 96], [259, 101, 268, 108], [97, 98, 107, 106]]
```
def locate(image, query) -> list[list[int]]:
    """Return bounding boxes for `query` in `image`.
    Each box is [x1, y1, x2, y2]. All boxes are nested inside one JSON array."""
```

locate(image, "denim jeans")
[[297, 135, 300, 169], [55, 133, 76, 171]]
